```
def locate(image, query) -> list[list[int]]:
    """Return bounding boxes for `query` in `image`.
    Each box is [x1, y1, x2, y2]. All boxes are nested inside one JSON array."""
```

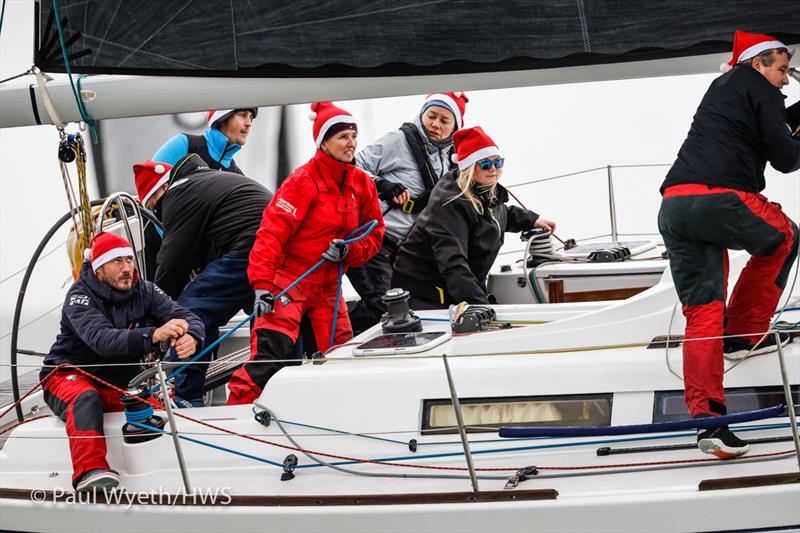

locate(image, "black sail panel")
[[36, 0, 800, 77]]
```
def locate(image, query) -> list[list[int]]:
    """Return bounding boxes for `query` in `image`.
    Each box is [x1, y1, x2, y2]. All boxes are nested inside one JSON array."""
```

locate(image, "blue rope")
[[129, 420, 285, 468], [51, 0, 98, 142], [329, 220, 378, 348], [132, 411, 796, 472], [152, 220, 378, 392], [124, 405, 155, 422]]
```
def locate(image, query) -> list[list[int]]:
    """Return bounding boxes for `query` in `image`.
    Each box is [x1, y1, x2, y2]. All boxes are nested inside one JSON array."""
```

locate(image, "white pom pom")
[[83, 248, 92, 261], [451, 153, 459, 164], [453, 91, 463, 98], [308, 111, 317, 121], [155, 164, 165, 174], [719, 62, 732, 73]]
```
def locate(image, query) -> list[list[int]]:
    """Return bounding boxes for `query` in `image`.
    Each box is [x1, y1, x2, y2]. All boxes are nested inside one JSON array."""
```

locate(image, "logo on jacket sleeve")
[[69, 294, 90, 306], [276, 197, 297, 217]]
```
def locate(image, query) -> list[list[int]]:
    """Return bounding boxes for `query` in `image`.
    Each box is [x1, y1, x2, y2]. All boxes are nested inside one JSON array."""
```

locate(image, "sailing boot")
[[697, 426, 749, 458], [723, 332, 790, 361]]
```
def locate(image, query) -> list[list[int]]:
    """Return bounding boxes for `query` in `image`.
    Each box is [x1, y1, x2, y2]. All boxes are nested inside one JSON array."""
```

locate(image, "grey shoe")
[[75, 469, 120, 492]]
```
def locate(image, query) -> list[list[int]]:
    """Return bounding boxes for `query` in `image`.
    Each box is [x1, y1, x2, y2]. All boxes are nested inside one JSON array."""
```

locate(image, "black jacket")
[[662, 65, 800, 193], [154, 154, 273, 298], [393, 172, 538, 304], [42, 262, 205, 389]]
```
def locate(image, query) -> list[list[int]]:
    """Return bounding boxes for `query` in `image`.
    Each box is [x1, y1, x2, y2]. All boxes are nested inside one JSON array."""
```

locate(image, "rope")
[[154, 220, 378, 391], [329, 220, 378, 347], [0, 363, 65, 421], [50, 0, 98, 142], [73, 134, 94, 250]]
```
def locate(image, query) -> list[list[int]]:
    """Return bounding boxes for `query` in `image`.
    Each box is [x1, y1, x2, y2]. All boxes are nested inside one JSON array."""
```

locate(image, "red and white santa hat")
[[309, 102, 358, 147], [90, 232, 134, 272], [207, 108, 258, 129], [133, 160, 173, 207], [421, 91, 469, 129], [452, 126, 500, 172], [720, 30, 787, 72]]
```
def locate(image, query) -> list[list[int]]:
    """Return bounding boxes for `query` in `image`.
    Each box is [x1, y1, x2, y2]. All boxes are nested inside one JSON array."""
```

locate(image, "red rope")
[[0, 415, 51, 436], [12, 364, 797, 474], [0, 363, 66, 421]]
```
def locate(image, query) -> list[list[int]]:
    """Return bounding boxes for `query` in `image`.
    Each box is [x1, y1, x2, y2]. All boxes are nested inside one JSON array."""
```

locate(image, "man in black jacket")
[[134, 154, 273, 407], [658, 30, 800, 458], [41, 232, 204, 492]]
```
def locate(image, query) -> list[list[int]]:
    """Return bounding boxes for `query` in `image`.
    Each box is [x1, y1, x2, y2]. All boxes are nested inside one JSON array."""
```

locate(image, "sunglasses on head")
[[478, 157, 505, 170]]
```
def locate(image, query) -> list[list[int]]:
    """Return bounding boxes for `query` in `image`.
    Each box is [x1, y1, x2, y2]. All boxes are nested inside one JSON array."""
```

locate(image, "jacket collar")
[[414, 114, 454, 154], [155, 154, 208, 216], [312, 148, 354, 187], [204, 127, 242, 168], [79, 261, 137, 307]]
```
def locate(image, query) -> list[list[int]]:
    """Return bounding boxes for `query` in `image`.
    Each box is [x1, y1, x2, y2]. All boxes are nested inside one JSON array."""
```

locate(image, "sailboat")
[[1, 2, 799, 532]]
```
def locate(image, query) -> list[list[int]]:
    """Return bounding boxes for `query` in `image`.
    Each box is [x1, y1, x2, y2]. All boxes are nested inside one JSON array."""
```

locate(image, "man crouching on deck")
[[40, 232, 204, 492]]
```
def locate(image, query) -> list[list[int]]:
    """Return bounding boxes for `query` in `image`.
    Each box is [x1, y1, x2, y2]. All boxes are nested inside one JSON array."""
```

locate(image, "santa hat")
[[90, 232, 134, 272], [421, 91, 469, 129], [133, 160, 173, 207], [309, 102, 357, 147], [452, 126, 500, 172], [720, 30, 787, 73], [207, 108, 258, 129]]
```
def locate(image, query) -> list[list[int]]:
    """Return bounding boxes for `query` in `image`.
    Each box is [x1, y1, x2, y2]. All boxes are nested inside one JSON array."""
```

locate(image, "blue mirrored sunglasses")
[[478, 157, 505, 170]]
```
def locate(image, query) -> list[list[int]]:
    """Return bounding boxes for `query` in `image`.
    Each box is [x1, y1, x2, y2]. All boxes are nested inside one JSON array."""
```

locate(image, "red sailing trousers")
[[659, 184, 798, 417], [43, 371, 124, 487], [226, 277, 352, 405]]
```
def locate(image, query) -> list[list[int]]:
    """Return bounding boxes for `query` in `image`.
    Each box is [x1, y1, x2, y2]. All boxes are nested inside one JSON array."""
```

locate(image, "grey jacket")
[[355, 115, 453, 244]]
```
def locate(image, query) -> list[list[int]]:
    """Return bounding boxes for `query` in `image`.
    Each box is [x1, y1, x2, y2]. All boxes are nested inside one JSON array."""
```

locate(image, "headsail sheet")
[[36, 0, 800, 77]]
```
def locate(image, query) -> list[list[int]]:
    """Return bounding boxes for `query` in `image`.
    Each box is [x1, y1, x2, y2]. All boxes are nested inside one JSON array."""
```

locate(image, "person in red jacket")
[[227, 102, 385, 405]]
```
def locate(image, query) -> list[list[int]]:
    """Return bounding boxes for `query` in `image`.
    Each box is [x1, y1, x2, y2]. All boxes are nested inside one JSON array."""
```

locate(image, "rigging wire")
[[0, 240, 68, 285]]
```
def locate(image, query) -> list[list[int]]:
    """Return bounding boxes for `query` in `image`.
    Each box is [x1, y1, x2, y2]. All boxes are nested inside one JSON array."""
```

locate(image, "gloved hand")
[[322, 239, 349, 263], [253, 289, 274, 317], [375, 178, 407, 203]]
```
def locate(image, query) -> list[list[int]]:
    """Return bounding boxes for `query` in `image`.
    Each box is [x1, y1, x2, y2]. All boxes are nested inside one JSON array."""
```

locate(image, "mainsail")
[[2, 1, 798, 128], [35, 0, 800, 77]]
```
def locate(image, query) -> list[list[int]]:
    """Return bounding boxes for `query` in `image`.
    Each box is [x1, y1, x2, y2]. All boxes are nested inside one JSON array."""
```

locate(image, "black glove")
[[322, 239, 349, 263], [375, 178, 407, 203], [253, 289, 274, 317]]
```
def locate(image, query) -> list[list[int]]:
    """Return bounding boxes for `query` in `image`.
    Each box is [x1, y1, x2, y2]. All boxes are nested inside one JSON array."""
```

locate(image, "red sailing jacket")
[[248, 149, 385, 292]]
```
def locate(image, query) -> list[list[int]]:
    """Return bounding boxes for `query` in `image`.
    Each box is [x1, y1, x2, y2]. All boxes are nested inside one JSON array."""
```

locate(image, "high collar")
[[205, 127, 242, 167], [414, 114, 454, 153], [79, 261, 138, 306], [312, 148, 354, 186]]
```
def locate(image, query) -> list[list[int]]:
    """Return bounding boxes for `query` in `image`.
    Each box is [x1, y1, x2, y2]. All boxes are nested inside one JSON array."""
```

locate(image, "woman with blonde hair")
[[392, 126, 554, 309]]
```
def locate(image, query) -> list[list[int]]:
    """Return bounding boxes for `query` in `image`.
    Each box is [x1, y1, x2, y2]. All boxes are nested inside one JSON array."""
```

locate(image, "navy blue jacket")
[[663, 65, 800, 193], [41, 262, 205, 389]]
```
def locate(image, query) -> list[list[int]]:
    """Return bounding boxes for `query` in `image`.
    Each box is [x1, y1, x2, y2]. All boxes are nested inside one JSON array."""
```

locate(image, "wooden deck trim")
[[698, 472, 800, 491], [0, 487, 558, 506]]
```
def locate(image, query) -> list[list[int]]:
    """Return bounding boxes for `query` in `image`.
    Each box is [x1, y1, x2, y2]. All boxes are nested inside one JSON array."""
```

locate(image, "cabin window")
[[653, 386, 799, 423], [421, 394, 612, 434]]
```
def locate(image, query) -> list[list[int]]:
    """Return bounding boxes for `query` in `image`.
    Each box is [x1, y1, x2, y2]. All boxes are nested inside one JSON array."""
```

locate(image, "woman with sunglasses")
[[392, 126, 555, 309]]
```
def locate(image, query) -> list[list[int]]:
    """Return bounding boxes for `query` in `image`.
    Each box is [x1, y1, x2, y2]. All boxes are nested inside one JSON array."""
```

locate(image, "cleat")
[[697, 426, 749, 458], [75, 469, 120, 492], [723, 332, 790, 361]]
